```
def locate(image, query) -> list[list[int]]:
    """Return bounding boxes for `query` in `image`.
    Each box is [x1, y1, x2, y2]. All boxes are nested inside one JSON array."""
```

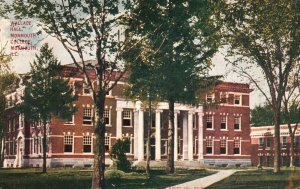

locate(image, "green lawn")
[[0, 168, 214, 189], [207, 170, 300, 189]]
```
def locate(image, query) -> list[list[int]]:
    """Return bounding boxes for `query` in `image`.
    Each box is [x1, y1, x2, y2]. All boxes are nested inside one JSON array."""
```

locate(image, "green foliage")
[[251, 104, 274, 126], [17, 43, 77, 123], [105, 169, 125, 180], [110, 138, 131, 172], [123, 0, 221, 105], [251, 103, 300, 126]]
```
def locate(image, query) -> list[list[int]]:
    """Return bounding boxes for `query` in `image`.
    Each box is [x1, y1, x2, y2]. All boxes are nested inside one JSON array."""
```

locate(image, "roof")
[[214, 81, 253, 93]]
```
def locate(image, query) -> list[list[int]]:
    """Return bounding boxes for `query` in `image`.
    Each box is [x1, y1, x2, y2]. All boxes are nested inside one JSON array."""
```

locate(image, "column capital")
[[155, 109, 163, 113], [116, 107, 123, 111], [188, 110, 195, 115], [197, 112, 204, 116], [174, 110, 180, 114]]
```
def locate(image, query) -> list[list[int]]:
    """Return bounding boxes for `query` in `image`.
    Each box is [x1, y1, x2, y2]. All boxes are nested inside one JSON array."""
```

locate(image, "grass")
[[0, 168, 214, 189], [207, 169, 300, 189]]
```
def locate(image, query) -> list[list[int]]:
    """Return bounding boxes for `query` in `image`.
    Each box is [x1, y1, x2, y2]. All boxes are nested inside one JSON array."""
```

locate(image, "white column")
[[155, 110, 162, 161], [182, 112, 188, 160], [138, 108, 144, 161], [198, 108, 204, 160], [133, 110, 139, 159], [174, 111, 179, 161], [116, 108, 123, 139], [188, 111, 194, 161]]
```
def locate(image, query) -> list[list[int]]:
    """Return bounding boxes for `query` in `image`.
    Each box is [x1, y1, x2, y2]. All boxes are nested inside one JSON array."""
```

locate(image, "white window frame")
[[65, 114, 75, 125], [193, 137, 198, 155], [220, 139, 227, 155], [64, 135, 74, 153], [83, 135, 93, 153], [104, 136, 111, 153], [234, 95, 241, 105], [104, 109, 111, 126], [206, 115, 213, 130], [83, 108, 93, 125], [122, 109, 132, 127], [105, 83, 112, 96], [206, 139, 213, 155], [220, 115, 227, 130], [206, 93, 214, 103], [234, 140, 240, 155], [193, 114, 197, 129], [234, 116, 241, 130]]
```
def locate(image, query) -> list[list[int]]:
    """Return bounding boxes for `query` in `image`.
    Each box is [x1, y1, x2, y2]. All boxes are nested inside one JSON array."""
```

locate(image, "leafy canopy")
[[123, 0, 221, 104], [17, 43, 77, 123]]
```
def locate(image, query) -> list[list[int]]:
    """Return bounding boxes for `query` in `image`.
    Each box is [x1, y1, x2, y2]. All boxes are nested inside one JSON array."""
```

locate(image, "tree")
[[17, 43, 77, 173], [219, 0, 300, 173], [123, 0, 220, 174], [251, 104, 274, 126], [281, 67, 300, 167], [12, 1, 135, 188], [0, 46, 16, 167]]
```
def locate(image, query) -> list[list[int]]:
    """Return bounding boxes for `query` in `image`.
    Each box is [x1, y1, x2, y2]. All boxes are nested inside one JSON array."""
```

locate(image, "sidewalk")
[[166, 170, 237, 189]]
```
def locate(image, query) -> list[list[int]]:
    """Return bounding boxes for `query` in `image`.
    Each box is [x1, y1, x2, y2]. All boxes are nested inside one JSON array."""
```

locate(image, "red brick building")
[[2, 64, 253, 168], [251, 125, 300, 167]]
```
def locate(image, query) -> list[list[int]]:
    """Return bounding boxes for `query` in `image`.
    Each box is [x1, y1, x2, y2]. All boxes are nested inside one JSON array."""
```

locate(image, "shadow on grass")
[[0, 168, 213, 189]]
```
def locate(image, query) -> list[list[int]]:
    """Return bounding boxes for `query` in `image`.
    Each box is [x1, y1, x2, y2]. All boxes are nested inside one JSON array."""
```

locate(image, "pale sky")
[[0, 19, 266, 108]]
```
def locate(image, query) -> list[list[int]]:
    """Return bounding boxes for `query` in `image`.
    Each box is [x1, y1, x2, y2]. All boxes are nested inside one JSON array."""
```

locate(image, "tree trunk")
[[290, 134, 295, 167], [0, 136, 3, 167], [166, 97, 175, 174], [92, 93, 106, 189], [273, 109, 281, 173], [42, 121, 47, 173], [146, 99, 152, 176]]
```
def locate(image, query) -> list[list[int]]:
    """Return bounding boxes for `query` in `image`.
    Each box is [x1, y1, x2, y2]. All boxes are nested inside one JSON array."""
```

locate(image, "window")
[[122, 109, 132, 126], [161, 140, 168, 155], [220, 115, 227, 130], [83, 84, 91, 95], [123, 137, 131, 153], [193, 114, 197, 129], [206, 115, 213, 129], [104, 109, 110, 125], [234, 140, 240, 154], [105, 83, 112, 96], [151, 112, 156, 128], [65, 114, 74, 124], [83, 108, 93, 125], [194, 138, 198, 154], [20, 114, 24, 128], [220, 92, 227, 103], [220, 140, 226, 154], [83, 136, 92, 153], [12, 119, 15, 132], [206, 139, 212, 154], [259, 138, 264, 148], [282, 136, 287, 147], [8, 120, 11, 132], [64, 135, 73, 153], [266, 138, 271, 148], [234, 95, 241, 105], [105, 136, 110, 152], [206, 94, 213, 103], [234, 117, 240, 130]]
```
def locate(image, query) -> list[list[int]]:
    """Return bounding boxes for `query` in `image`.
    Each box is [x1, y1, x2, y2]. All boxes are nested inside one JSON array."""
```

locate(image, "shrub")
[[110, 138, 131, 172]]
